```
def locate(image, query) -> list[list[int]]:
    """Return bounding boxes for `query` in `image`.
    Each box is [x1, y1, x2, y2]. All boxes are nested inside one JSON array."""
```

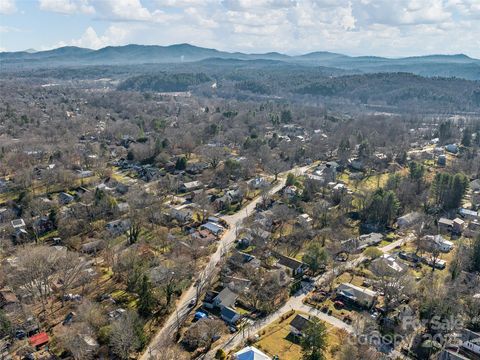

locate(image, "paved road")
[[140, 165, 314, 360], [207, 233, 415, 358]]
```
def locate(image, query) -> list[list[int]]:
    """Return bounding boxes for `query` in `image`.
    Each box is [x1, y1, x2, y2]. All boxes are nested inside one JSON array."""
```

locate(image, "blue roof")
[[221, 306, 239, 320]]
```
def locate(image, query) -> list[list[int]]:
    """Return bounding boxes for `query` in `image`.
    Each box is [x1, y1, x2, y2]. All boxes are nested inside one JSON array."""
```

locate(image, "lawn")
[[254, 311, 348, 360]]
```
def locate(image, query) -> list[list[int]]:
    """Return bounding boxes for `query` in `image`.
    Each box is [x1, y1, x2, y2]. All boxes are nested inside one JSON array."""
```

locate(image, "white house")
[[234, 346, 271, 360], [424, 235, 454, 252]]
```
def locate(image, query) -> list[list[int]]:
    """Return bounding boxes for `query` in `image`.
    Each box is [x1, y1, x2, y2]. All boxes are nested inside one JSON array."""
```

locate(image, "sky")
[[0, 0, 480, 58]]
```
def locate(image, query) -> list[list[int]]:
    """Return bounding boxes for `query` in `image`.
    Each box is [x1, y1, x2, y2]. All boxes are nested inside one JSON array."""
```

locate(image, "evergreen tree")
[[300, 318, 328, 360], [302, 244, 329, 275], [175, 156, 187, 170], [471, 235, 480, 273], [138, 275, 155, 317], [462, 128, 472, 147]]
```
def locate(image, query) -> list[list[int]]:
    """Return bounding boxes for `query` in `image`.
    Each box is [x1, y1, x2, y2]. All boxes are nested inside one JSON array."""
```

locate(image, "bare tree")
[[56, 251, 87, 306], [109, 311, 143, 360]]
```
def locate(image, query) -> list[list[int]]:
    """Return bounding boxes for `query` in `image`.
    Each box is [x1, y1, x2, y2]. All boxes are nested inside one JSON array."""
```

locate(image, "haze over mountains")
[[2, 43, 480, 80]]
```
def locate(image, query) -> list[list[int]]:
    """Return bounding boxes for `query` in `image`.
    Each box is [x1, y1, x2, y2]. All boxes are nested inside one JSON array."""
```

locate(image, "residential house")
[[106, 219, 131, 235], [445, 144, 459, 154], [116, 202, 130, 213], [213, 287, 238, 309], [11, 218, 26, 230], [290, 314, 312, 337], [248, 177, 270, 189], [372, 254, 408, 274], [29, 332, 49, 350], [437, 154, 447, 166], [77, 170, 93, 178], [274, 252, 307, 277], [169, 208, 193, 224], [221, 306, 241, 324], [180, 181, 203, 193], [59, 192, 74, 204], [0, 288, 19, 312], [438, 218, 454, 233], [191, 229, 216, 243], [336, 283, 378, 308], [438, 349, 471, 360], [297, 213, 313, 228], [200, 222, 224, 236], [460, 208, 478, 221], [341, 233, 383, 253], [348, 158, 364, 171], [284, 185, 298, 198], [397, 212, 422, 229], [234, 346, 271, 360], [80, 240, 105, 254], [461, 329, 480, 356], [424, 235, 454, 252]]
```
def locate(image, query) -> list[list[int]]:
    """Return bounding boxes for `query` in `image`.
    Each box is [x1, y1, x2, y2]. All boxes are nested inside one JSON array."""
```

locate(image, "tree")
[[56, 251, 86, 306], [58, 323, 97, 360], [470, 235, 480, 272], [9, 246, 58, 313], [431, 172, 468, 210], [265, 156, 287, 181], [286, 172, 296, 186], [109, 311, 144, 360], [201, 146, 226, 169], [175, 156, 187, 170], [138, 275, 155, 317], [181, 318, 225, 351], [362, 188, 400, 229], [302, 243, 329, 275], [371, 260, 414, 315], [0, 310, 12, 338], [300, 318, 328, 360], [462, 127, 472, 147], [364, 247, 382, 260]]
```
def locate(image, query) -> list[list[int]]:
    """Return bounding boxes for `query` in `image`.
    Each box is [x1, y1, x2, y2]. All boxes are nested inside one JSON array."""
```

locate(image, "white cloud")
[[0, 0, 16, 14], [39, 0, 95, 15], [10, 0, 480, 57], [53, 25, 131, 49]]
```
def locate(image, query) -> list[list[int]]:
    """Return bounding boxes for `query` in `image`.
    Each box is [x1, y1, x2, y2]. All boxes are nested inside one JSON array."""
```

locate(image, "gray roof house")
[[336, 283, 378, 308]]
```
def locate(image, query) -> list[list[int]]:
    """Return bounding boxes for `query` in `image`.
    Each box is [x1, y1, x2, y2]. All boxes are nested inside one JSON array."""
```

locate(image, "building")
[[213, 287, 238, 309], [180, 181, 203, 192], [336, 283, 378, 308], [438, 218, 454, 233], [424, 235, 454, 252], [274, 252, 307, 276], [459, 208, 478, 221], [59, 192, 75, 204], [372, 254, 408, 274], [220, 306, 241, 324], [29, 332, 49, 349], [341, 233, 383, 253], [461, 329, 480, 356], [200, 222, 225, 236], [106, 219, 131, 235], [234, 346, 271, 360], [289, 314, 311, 336], [397, 212, 422, 229], [297, 213, 313, 228]]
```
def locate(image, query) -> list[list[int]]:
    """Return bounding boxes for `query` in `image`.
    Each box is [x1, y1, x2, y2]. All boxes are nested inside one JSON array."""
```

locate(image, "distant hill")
[[1, 43, 480, 80]]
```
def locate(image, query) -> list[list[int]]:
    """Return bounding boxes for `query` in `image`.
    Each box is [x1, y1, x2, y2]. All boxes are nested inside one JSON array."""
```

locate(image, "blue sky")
[[1, 0, 480, 57]]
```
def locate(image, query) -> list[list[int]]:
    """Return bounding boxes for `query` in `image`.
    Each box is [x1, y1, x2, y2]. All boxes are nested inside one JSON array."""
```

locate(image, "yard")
[[253, 311, 348, 360]]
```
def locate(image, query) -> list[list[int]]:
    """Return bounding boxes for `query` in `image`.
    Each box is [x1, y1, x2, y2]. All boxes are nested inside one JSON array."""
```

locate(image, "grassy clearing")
[[254, 311, 347, 360]]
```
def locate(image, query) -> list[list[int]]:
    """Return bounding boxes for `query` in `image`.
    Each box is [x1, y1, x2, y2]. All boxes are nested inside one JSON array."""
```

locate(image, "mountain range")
[[1, 43, 480, 80]]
